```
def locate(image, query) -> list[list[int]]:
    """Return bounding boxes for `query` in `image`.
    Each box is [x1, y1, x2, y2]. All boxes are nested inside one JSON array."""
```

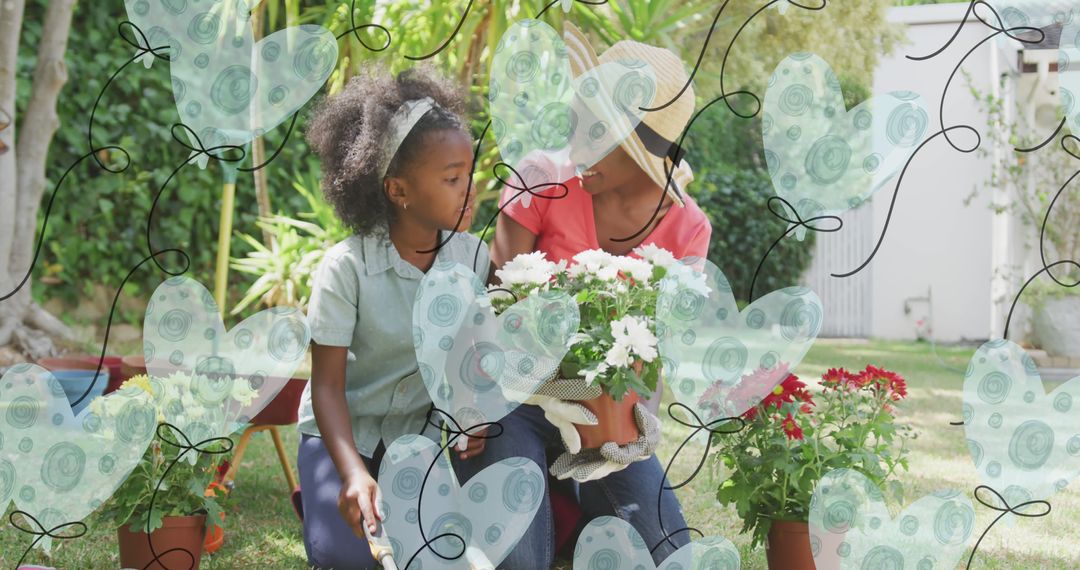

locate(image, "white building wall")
[[802, 3, 1019, 342]]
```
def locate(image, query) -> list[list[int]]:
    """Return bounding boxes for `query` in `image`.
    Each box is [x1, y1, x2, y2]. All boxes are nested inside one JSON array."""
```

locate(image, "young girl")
[[295, 65, 488, 570]]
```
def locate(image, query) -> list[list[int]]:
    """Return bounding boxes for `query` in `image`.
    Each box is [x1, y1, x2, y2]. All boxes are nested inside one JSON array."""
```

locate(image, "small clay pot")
[[250, 378, 308, 426], [117, 514, 207, 570], [37, 356, 99, 372], [576, 390, 642, 449], [203, 511, 225, 555], [120, 355, 147, 382], [765, 520, 815, 570]]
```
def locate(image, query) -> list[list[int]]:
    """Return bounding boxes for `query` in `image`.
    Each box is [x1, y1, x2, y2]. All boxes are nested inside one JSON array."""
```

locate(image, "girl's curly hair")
[[306, 64, 468, 235]]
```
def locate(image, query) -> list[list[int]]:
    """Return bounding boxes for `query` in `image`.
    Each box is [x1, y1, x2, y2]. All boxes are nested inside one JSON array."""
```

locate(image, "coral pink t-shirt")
[[500, 176, 712, 264]]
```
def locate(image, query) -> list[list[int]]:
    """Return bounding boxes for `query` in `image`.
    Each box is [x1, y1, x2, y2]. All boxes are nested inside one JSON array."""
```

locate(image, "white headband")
[[378, 97, 438, 179]]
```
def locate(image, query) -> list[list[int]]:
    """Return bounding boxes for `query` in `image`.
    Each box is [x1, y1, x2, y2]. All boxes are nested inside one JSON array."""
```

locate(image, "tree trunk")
[[0, 0, 77, 362], [0, 0, 28, 354]]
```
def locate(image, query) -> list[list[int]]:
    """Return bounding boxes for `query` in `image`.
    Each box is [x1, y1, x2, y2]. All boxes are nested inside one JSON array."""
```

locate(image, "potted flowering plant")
[[710, 365, 913, 569], [95, 375, 231, 569], [492, 245, 676, 447]]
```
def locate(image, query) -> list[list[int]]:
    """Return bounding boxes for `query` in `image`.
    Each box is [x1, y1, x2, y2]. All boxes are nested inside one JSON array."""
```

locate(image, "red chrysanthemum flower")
[[859, 365, 908, 400], [821, 367, 851, 387], [781, 413, 804, 440]]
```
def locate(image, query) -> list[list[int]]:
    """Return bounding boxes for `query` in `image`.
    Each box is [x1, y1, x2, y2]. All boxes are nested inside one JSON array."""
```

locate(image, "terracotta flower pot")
[[765, 520, 815, 570], [203, 511, 225, 555], [576, 390, 642, 449], [118, 514, 207, 570], [37, 356, 99, 372], [120, 355, 147, 382], [250, 378, 308, 426]]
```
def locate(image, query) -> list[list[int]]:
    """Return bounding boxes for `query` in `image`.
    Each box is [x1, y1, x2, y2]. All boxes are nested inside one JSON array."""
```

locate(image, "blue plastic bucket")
[[52, 370, 109, 415]]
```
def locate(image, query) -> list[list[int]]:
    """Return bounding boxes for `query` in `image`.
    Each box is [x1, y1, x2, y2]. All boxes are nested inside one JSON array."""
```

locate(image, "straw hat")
[[562, 22, 694, 207]]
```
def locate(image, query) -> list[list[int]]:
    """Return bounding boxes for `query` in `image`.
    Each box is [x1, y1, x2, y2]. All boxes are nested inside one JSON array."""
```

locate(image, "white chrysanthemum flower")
[[496, 251, 558, 287], [610, 316, 658, 363], [633, 244, 677, 268], [622, 316, 659, 362], [571, 249, 615, 274], [568, 332, 593, 347], [662, 263, 712, 296], [231, 379, 258, 407], [595, 264, 619, 282], [614, 256, 654, 282], [604, 340, 634, 368], [584, 362, 610, 384]]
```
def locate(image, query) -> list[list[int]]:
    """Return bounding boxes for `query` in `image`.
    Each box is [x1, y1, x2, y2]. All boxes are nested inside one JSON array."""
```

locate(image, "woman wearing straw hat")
[[455, 23, 706, 568], [490, 23, 711, 416]]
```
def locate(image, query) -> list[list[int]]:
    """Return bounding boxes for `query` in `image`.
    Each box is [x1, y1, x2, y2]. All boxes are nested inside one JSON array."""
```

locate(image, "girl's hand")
[[338, 470, 383, 536]]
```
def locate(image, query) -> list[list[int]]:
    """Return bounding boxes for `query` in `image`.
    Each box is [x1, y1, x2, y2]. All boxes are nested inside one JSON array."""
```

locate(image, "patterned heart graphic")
[[656, 260, 822, 425], [124, 0, 337, 167], [962, 339, 1080, 516], [809, 469, 975, 570], [572, 516, 740, 570], [0, 364, 157, 552], [762, 52, 928, 237], [489, 19, 655, 179], [142, 276, 310, 445], [1055, 10, 1080, 137], [377, 434, 543, 568], [413, 261, 580, 435]]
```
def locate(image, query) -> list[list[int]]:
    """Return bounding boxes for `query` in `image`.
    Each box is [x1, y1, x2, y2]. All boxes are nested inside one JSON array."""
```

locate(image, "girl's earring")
[[403, 202, 409, 210]]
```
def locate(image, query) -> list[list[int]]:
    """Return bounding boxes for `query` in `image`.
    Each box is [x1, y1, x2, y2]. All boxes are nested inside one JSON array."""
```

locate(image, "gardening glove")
[[523, 376, 603, 454], [550, 402, 661, 483]]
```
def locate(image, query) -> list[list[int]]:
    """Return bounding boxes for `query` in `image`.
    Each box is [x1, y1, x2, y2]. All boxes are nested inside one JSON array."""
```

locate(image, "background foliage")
[[21, 0, 901, 322]]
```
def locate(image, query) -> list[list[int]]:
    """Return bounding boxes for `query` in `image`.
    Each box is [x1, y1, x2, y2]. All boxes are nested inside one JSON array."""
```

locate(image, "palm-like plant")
[[229, 168, 350, 314]]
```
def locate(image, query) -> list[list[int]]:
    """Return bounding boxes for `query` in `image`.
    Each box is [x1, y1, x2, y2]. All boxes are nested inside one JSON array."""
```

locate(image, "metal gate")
[[799, 200, 874, 338]]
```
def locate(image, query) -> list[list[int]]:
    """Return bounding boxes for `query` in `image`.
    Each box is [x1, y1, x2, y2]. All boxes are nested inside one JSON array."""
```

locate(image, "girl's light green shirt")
[[296, 229, 490, 458]]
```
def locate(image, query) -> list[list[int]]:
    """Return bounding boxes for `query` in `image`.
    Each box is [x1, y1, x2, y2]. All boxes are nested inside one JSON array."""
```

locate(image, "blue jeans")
[[450, 404, 692, 569], [298, 434, 386, 570]]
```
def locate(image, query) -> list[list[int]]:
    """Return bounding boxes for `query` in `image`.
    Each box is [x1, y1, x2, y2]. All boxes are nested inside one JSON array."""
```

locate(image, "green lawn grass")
[[2, 339, 1078, 568]]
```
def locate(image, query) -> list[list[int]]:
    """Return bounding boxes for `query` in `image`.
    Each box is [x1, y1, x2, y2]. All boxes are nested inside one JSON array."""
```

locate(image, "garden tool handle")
[[363, 519, 397, 570]]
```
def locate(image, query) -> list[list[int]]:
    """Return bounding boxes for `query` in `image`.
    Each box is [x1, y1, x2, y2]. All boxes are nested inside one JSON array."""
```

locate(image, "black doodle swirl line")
[[239, 112, 299, 173], [0, 20, 170, 305], [1015, 117, 1065, 155], [534, 0, 608, 19], [830, 125, 979, 279], [139, 423, 235, 570], [1002, 139, 1080, 339], [951, 139, 1079, 427], [403, 406, 506, 570], [472, 159, 571, 272], [68, 249, 191, 409], [639, 0, 826, 115], [335, 0, 392, 49], [144, 123, 245, 277], [965, 485, 1051, 569], [906, 0, 1038, 63], [612, 91, 758, 244], [405, 0, 475, 61], [8, 511, 88, 570], [908, 1, 1041, 153], [418, 121, 490, 263], [652, 402, 745, 553], [747, 196, 842, 303]]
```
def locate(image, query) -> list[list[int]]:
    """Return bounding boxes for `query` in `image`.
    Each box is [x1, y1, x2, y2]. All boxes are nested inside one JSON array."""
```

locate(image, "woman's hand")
[[338, 469, 383, 536], [458, 427, 488, 460]]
